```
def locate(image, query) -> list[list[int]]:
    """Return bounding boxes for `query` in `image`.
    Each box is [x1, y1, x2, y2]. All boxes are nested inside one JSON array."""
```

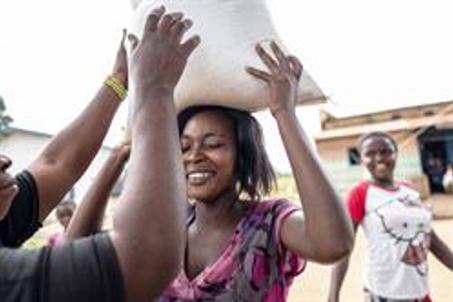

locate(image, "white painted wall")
[[0, 128, 112, 202]]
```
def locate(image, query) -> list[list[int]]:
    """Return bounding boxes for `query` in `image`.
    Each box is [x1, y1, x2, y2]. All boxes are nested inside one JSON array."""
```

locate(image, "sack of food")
[[128, 0, 326, 112]]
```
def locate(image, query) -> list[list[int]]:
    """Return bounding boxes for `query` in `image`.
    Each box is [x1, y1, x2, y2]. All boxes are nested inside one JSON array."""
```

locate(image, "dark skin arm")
[[28, 31, 128, 223], [65, 144, 130, 240], [429, 229, 453, 271], [247, 43, 354, 263], [327, 223, 359, 302], [108, 8, 200, 301]]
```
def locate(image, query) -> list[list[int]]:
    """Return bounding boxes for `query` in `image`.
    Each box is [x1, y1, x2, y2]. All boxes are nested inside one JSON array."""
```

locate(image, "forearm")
[[36, 85, 121, 177], [328, 257, 351, 301], [65, 155, 125, 240], [275, 110, 353, 259], [430, 231, 453, 271], [31, 82, 123, 221], [110, 9, 200, 299], [113, 91, 186, 299]]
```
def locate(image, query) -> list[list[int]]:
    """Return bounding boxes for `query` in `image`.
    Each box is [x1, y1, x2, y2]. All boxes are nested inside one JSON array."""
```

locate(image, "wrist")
[[134, 84, 174, 100], [132, 88, 175, 122], [104, 75, 128, 102], [105, 155, 127, 176], [112, 72, 127, 88], [328, 291, 339, 302], [272, 107, 296, 120]]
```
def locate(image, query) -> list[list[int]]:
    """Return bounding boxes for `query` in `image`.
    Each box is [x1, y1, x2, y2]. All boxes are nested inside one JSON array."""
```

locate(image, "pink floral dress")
[[159, 199, 306, 301]]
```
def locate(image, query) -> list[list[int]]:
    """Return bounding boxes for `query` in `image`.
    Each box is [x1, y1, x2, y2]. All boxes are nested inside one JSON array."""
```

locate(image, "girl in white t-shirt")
[[328, 131, 453, 302]]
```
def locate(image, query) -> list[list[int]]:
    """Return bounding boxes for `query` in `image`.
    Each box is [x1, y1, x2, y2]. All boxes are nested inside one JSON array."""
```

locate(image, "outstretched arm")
[[28, 31, 129, 222], [109, 8, 200, 301], [65, 144, 130, 240], [430, 229, 453, 271], [247, 42, 354, 263], [327, 223, 358, 302]]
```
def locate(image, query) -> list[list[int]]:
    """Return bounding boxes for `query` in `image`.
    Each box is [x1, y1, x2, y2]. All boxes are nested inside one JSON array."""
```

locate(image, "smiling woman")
[[179, 109, 239, 203], [178, 106, 275, 203], [64, 38, 354, 301], [159, 82, 354, 300]]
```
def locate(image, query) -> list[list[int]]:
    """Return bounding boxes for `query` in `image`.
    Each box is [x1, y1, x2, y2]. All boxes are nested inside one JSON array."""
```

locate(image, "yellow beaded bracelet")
[[104, 75, 127, 101]]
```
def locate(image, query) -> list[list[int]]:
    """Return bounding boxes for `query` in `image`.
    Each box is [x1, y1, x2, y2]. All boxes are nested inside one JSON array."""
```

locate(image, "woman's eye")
[[204, 137, 224, 149], [206, 142, 223, 149]]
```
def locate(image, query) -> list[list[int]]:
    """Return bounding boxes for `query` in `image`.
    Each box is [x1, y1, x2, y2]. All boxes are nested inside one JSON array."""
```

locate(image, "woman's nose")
[[185, 146, 204, 163]]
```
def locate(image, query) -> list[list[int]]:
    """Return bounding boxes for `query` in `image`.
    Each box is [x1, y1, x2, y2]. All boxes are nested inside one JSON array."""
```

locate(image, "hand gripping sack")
[[129, 0, 326, 112]]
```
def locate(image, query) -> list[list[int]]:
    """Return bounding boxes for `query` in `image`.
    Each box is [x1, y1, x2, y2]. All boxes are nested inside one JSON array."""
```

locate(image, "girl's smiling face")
[[360, 136, 397, 183]]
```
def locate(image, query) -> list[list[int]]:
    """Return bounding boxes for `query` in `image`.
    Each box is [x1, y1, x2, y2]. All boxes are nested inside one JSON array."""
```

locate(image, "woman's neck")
[[193, 190, 244, 229]]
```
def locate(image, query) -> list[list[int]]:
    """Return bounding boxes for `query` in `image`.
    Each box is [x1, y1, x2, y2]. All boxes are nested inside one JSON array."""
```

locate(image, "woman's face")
[[360, 136, 397, 183], [181, 111, 237, 202]]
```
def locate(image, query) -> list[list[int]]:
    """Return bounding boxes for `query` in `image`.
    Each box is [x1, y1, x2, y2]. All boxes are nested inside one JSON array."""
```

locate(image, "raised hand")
[[128, 6, 201, 95], [64, 143, 131, 241], [109, 143, 131, 167], [246, 41, 303, 117], [111, 8, 197, 300], [111, 29, 129, 88]]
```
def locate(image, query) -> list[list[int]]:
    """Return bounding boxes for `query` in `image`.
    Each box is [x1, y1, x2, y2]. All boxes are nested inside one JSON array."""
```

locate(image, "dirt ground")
[[288, 219, 453, 302]]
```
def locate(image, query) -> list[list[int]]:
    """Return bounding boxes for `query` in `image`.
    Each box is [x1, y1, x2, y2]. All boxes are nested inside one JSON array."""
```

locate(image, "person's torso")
[[159, 199, 305, 302], [361, 182, 432, 299]]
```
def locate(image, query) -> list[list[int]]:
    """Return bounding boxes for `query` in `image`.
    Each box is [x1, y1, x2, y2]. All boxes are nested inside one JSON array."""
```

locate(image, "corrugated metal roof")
[[315, 113, 453, 140]]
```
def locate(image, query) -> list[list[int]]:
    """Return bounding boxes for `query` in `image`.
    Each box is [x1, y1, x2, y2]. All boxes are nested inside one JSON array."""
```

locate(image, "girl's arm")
[[65, 145, 130, 240], [430, 229, 453, 271]]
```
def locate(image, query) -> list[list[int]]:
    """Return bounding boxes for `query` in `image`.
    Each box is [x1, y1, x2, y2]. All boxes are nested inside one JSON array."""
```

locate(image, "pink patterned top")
[[159, 199, 306, 301]]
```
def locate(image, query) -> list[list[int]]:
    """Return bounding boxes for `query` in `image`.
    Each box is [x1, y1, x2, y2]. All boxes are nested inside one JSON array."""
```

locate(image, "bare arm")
[[429, 229, 453, 271], [108, 9, 200, 301], [276, 111, 353, 263], [327, 224, 358, 302], [28, 32, 128, 222], [247, 42, 354, 263], [65, 145, 130, 240]]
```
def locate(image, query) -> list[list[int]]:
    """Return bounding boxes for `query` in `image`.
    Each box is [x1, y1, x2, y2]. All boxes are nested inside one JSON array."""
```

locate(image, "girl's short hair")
[[356, 131, 398, 152], [178, 105, 276, 201]]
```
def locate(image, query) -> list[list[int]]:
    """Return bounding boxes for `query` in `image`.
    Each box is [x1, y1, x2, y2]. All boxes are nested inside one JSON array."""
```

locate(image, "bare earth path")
[[288, 219, 453, 302]]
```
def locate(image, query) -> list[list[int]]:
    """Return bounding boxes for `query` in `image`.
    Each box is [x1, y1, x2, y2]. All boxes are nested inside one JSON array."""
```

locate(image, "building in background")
[[0, 126, 113, 202], [314, 100, 453, 201]]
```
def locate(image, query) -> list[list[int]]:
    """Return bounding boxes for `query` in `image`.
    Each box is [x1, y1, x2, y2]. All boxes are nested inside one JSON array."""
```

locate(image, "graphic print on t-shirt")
[[373, 194, 431, 276]]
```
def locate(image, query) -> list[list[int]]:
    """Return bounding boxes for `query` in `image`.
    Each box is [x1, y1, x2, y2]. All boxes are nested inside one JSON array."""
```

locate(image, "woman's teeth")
[[188, 172, 213, 184]]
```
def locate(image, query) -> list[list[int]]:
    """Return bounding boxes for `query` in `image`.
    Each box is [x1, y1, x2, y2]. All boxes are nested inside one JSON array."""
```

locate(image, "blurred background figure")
[[424, 152, 446, 193], [442, 164, 453, 194], [47, 197, 76, 247]]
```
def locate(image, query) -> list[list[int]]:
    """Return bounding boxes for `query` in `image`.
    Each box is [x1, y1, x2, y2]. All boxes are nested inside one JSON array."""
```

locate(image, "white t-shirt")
[[347, 181, 432, 299]]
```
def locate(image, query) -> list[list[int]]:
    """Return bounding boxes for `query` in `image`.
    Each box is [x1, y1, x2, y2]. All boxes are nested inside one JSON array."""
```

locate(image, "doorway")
[[418, 128, 453, 193]]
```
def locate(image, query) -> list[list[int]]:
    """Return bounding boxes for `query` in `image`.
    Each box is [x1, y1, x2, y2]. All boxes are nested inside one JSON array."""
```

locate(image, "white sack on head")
[[130, 0, 143, 10], [129, 0, 326, 113]]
